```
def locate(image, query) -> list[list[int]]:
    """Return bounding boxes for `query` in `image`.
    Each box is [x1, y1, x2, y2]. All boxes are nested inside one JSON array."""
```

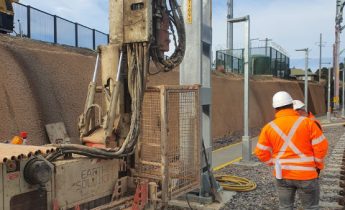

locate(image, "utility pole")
[[227, 0, 233, 50], [334, 0, 345, 110], [335, 25, 341, 110], [318, 33, 323, 83], [296, 48, 309, 112]]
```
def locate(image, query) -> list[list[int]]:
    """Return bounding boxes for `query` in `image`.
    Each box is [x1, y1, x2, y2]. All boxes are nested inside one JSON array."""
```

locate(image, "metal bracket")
[[132, 180, 149, 210]]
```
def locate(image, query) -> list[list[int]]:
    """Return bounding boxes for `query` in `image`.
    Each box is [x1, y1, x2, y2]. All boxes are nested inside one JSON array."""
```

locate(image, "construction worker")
[[293, 99, 322, 130], [255, 91, 328, 210]]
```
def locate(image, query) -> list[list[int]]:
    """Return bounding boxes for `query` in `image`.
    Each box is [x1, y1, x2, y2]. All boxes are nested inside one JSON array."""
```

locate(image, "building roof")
[[290, 68, 316, 76]]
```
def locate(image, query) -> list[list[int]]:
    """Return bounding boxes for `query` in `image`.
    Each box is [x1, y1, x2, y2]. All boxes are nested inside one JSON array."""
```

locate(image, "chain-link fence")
[[216, 49, 244, 74], [11, 3, 109, 50], [215, 46, 290, 79]]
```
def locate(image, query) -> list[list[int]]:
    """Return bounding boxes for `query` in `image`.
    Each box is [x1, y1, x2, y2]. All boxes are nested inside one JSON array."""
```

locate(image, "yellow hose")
[[215, 175, 257, 192]]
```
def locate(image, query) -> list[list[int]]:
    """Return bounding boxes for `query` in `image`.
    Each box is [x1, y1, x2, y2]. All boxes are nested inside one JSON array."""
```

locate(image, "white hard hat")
[[272, 91, 293, 108], [292, 100, 305, 110]]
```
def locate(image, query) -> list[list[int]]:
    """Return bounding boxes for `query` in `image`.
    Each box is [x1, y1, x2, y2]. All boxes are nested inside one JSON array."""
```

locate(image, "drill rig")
[[0, 0, 18, 33], [0, 0, 207, 209], [78, 0, 185, 151]]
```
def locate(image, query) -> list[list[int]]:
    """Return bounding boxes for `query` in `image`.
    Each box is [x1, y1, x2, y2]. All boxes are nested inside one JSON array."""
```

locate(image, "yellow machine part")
[[11, 136, 23, 144], [0, 0, 15, 15]]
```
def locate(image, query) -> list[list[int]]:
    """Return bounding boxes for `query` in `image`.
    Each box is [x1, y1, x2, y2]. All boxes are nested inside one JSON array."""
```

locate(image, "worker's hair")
[[275, 104, 293, 111]]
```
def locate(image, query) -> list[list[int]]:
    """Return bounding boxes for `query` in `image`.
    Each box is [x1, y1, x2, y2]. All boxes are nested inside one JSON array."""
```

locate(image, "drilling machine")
[[0, 0, 18, 33], [0, 0, 208, 209]]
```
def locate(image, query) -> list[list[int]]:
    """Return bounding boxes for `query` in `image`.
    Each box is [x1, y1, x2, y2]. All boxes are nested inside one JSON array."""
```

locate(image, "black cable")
[[185, 194, 193, 210], [151, 0, 186, 72]]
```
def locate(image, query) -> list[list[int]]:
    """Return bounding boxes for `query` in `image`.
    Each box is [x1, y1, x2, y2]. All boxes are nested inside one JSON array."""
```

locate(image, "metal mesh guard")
[[136, 85, 200, 198]]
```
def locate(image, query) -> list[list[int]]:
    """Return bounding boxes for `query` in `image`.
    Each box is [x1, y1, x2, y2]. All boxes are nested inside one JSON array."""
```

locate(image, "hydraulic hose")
[[215, 175, 257, 192], [46, 144, 136, 162]]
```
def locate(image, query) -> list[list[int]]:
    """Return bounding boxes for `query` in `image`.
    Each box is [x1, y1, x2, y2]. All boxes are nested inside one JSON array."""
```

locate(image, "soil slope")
[[0, 35, 326, 144]]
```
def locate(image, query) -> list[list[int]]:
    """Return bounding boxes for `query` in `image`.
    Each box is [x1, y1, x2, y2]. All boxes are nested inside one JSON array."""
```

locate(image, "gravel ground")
[[213, 127, 261, 150], [217, 125, 344, 210]]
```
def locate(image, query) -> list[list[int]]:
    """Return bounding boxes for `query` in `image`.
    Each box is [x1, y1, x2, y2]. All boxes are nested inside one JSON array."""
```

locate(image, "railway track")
[[319, 132, 345, 209]]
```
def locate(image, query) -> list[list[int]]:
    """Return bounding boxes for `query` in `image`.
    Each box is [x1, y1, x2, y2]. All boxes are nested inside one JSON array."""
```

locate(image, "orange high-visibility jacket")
[[255, 109, 328, 180], [308, 112, 322, 130]]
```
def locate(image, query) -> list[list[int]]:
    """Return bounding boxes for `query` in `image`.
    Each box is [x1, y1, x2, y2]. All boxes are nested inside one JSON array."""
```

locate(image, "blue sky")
[[20, 0, 339, 70]]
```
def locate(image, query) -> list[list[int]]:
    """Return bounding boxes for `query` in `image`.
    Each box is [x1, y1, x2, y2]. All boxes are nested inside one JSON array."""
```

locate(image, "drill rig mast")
[[74, 0, 185, 155]]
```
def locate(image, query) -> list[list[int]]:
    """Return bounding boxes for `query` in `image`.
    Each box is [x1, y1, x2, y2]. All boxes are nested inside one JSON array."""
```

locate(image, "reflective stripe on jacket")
[[255, 109, 328, 180]]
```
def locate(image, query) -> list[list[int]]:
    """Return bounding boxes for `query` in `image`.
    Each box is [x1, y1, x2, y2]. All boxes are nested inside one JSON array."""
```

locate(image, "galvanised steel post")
[[27, 6, 31, 38], [227, 0, 233, 50], [243, 16, 251, 161], [228, 15, 251, 161], [296, 48, 309, 112], [328, 46, 333, 122], [180, 0, 214, 197], [328, 66, 332, 121], [334, 24, 341, 110], [319, 33, 322, 83], [343, 57, 345, 117], [334, 0, 345, 109], [305, 49, 309, 112], [53, 15, 57, 44]]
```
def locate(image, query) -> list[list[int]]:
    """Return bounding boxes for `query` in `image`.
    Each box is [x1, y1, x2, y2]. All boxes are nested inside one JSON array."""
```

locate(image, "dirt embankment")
[[0, 35, 96, 144], [149, 71, 326, 140], [0, 35, 326, 145]]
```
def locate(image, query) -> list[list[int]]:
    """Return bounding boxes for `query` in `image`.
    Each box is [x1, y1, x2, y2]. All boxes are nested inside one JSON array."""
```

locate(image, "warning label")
[[187, 0, 192, 24]]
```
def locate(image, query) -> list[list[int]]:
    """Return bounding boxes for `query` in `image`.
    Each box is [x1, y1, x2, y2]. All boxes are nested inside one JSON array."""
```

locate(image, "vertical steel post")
[[75, 23, 78, 47], [319, 33, 322, 83], [242, 16, 251, 161], [53, 15, 57, 44], [228, 16, 251, 161], [180, 0, 213, 197], [328, 66, 332, 121], [334, 25, 341, 110], [160, 87, 168, 208], [92, 29, 96, 50], [296, 48, 309, 111], [27, 6, 31, 38], [343, 57, 345, 117], [227, 0, 233, 50], [270, 47, 273, 74], [332, 0, 345, 109], [305, 49, 309, 112], [328, 46, 333, 122]]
